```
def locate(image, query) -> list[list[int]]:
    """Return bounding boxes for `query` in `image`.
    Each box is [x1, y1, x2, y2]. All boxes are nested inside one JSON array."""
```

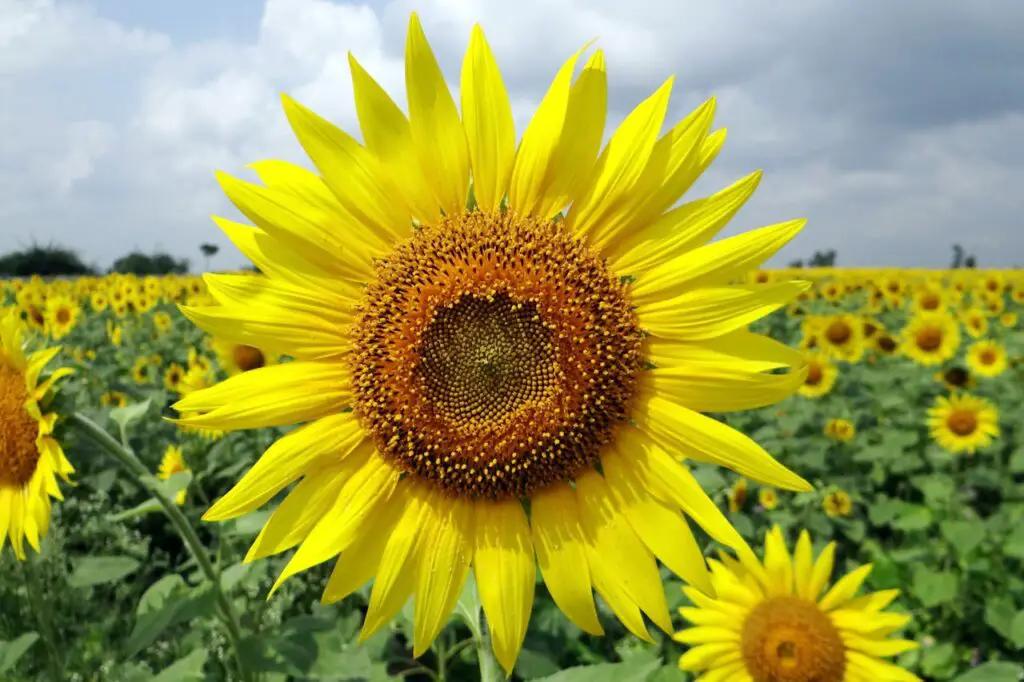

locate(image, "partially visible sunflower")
[[131, 356, 152, 385], [817, 314, 865, 363], [211, 337, 278, 376], [100, 391, 128, 408], [0, 311, 75, 558], [960, 307, 988, 339], [728, 477, 750, 513], [157, 445, 191, 506], [676, 526, 921, 682], [757, 488, 778, 511], [934, 366, 975, 391], [1001, 311, 1018, 328], [163, 363, 186, 393], [106, 321, 123, 347], [153, 311, 174, 335], [798, 352, 838, 398], [90, 291, 109, 313], [927, 393, 999, 455], [900, 313, 960, 366], [966, 340, 1007, 378]]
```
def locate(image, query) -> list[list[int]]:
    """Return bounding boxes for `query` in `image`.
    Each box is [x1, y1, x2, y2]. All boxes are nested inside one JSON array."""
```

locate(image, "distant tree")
[[110, 251, 190, 275], [788, 259, 805, 268], [951, 244, 978, 269], [808, 249, 837, 267], [0, 243, 96, 277], [964, 255, 977, 269], [199, 243, 220, 271]]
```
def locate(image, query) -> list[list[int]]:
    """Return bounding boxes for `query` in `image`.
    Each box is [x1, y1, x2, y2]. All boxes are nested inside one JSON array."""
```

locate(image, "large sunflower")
[[900, 312, 960, 366], [174, 15, 811, 671], [0, 311, 74, 558], [676, 526, 921, 682]]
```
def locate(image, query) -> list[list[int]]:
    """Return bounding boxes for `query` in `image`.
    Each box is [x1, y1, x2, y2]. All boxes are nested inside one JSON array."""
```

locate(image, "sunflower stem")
[[20, 556, 63, 682], [66, 411, 253, 682], [476, 609, 506, 682]]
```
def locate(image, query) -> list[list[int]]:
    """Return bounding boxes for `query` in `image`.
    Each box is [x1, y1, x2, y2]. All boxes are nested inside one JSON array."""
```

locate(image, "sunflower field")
[[0, 267, 1021, 682]]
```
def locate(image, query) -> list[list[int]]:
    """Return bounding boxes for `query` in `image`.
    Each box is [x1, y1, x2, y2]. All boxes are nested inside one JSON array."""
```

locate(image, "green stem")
[[20, 557, 63, 682], [476, 609, 505, 682], [67, 411, 253, 682]]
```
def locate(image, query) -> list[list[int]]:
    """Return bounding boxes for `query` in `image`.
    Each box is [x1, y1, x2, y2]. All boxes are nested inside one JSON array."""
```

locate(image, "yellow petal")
[[212, 218, 341, 292], [808, 542, 837, 601], [460, 25, 515, 212], [281, 94, 411, 242], [171, 362, 350, 431], [645, 361, 806, 413], [576, 470, 672, 635], [793, 530, 815, 600], [406, 13, 470, 216], [637, 281, 811, 341], [819, 564, 874, 612], [601, 448, 713, 595], [634, 393, 812, 492], [507, 42, 595, 217], [647, 329, 804, 374], [348, 54, 441, 224], [473, 499, 534, 674], [530, 483, 603, 635], [413, 491, 473, 657], [203, 412, 365, 521], [567, 77, 675, 243]]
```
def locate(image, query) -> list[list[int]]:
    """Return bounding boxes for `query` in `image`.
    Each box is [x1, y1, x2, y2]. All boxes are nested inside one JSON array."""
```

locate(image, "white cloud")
[[50, 120, 115, 193]]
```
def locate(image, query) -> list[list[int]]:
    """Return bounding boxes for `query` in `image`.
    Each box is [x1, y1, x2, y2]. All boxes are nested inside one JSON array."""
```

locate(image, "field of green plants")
[[1, 270, 1023, 682]]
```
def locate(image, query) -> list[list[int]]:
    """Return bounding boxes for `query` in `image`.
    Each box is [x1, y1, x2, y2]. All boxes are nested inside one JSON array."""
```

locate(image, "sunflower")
[[173, 15, 812, 670], [934, 366, 975, 391], [45, 295, 80, 340], [823, 490, 853, 517], [90, 291, 109, 313], [210, 337, 277, 376], [874, 333, 898, 356], [100, 391, 128, 408], [1000, 311, 1018, 328], [910, 286, 948, 314], [927, 393, 999, 455], [131, 356, 152, 385], [798, 352, 838, 398], [107, 321, 123, 347], [757, 488, 778, 511], [187, 347, 214, 376], [0, 311, 75, 558], [728, 477, 750, 513], [163, 363, 186, 393], [900, 313, 960, 366], [153, 311, 174, 335], [960, 307, 988, 339], [965, 340, 1007, 378], [157, 445, 190, 506], [824, 418, 855, 442], [817, 314, 865, 363], [676, 526, 920, 682]]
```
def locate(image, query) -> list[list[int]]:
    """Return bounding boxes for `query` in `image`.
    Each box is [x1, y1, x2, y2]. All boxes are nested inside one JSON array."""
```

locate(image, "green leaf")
[[950, 661, 1023, 682], [137, 573, 187, 616], [0, 633, 40, 674], [1011, 610, 1024, 648], [919, 642, 957, 678], [109, 398, 152, 430], [985, 597, 1017, 640], [533, 658, 663, 682], [940, 520, 985, 558], [125, 582, 218, 657], [1003, 525, 1024, 559], [220, 562, 253, 593], [892, 504, 934, 532], [1008, 445, 1024, 473], [150, 649, 209, 682], [68, 555, 141, 588], [910, 566, 959, 608], [514, 649, 561, 679], [107, 498, 163, 522]]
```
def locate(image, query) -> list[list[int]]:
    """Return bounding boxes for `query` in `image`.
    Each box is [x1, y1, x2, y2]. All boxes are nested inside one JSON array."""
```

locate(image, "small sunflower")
[[927, 393, 999, 455], [824, 418, 855, 442], [211, 337, 277, 376], [960, 307, 988, 339], [187, 347, 215, 377], [900, 313, 960, 366], [873, 333, 898, 356], [1000, 311, 1018, 328], [798, 352, 838, 398], [100, 391, 129, 409], [157, 445, 190, 506], [676, 526, 921, 682], [728, 478, 750, 513], [45, 295, 80, 340], [758, 488, 778, 511], [174, 14, 814, 670], [163, 363, 186, 393], [107, 321, 124, 347], [965, 340, 1007, 378], [817, 314, 865, 363], [934, 366, 975, 391], [910, 286, 948, 314], [131, 356, 152, 385], [90, 291, 109, 312], [0, 311, 75, 558], [823, 490, 853, 517], [153, 311, 174, 335]]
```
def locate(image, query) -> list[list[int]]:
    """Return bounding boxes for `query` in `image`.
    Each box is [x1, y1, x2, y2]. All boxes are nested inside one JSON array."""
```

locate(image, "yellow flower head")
[[676, 526, 921, 682], [823, 490, 853, 517], [966, 340, 1007, 378], [163, 363, 186, 393], [900, 312, 960, 366], [171, 14, 814, 671], [0, 310, 75, 559], [824, 418, 855, 442], [927, 393, 999, 455], [728, 477, 749, 513], [816, 314, 865, 363], [45, 295, 80, 340], [157, 445, 191, 506], [757, 488, 778, 511], [106, 320, 123, 347], [798, 352, 838, 398], [153, 311, 174, 335], [100, 391, 128, 409]]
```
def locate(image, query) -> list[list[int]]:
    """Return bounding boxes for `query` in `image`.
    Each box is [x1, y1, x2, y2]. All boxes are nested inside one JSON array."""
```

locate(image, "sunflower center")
[[946, 410, 978, 436], [741, 596, 846, 682], [825, 321, 851, 345], [921, 293, 940, 309], [979, 350, 996, 365], [877, 335, 897, 353], [56, 308, 70, 324], [805, 363, 823, 386], [0, 365, 41, 488], [915, 326, 942, 351], [232, 345, 266, 372], [944, 367, 969, 386], [352, 210, 643, 500]]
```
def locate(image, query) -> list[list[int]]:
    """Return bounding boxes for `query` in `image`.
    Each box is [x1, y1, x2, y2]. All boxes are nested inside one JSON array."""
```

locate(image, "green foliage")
[[0, 244, 96, 276], [109, 251, 190, 275]]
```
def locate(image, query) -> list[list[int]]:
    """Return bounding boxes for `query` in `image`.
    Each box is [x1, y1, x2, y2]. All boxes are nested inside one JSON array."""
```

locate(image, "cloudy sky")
[[2, 0, 1023, 272]]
